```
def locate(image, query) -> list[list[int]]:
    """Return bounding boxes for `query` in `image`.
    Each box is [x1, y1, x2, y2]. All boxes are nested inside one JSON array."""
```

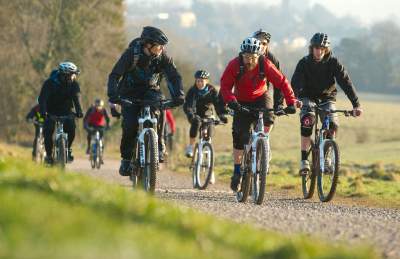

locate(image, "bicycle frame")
[[195, 118, 215, 172], [244, 111, 270, 176], [54, 119, 68, 159], [137, 106, 158, 168]]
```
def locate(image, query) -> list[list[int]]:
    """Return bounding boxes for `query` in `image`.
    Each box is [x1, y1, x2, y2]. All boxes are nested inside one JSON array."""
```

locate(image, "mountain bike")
[[235, 106, 296, 205], [88, 126, 105, 170], [120, 98, 174, 193], [189, 117, 224, 190], [33, 121, 46, 164], [301, 103, 352, 202], [49, 114, 75, 169]]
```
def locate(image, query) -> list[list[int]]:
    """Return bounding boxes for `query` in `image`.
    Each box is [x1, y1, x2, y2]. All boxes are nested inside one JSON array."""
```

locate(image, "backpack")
[[236, 53, 266, 81]]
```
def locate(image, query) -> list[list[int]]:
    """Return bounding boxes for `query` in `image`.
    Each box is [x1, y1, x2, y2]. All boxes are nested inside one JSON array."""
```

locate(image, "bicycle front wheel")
[[252, 138, 268, 205], [95, 139, 102, 169], [236, 151, 251, 203], [142, 130, 159, 193], [317, 140, 340, 202], [57, 137, 67, 169], [190, 144, 199, 189], [302, 144, 317, 199], [90, 141, 96, 169], [196, 142, 214, 190]]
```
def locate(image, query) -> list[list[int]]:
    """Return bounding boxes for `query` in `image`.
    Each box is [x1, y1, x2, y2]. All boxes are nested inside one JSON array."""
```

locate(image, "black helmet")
[[310, 33, 330, 48], [252, 29, 271, 43], [194, 70, 210, 79], [141, 26, 169, 45]]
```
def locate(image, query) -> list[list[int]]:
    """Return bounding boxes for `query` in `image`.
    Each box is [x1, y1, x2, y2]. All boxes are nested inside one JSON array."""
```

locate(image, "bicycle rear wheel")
[[190, 144, 199, 188], [317, 140, 340, 202], [236, 151, 251, 203], [57, 137, 67, 169], [252, 138, 268, 205], [95, 139, 101, 169], [302, 144, 317, 199], [196, 142, 214, 190], [142, 130, 159, 193]]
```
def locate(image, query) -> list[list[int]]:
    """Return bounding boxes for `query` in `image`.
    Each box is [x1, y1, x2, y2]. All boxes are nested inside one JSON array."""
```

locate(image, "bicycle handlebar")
[[314, 106, 353, 117], [240, 105, 297, 116], [120, 98, 174, 110], [49, 114, 76, 121]]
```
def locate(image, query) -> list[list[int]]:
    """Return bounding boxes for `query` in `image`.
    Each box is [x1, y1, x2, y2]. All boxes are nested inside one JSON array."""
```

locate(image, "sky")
[[128, 0, 400, 26]]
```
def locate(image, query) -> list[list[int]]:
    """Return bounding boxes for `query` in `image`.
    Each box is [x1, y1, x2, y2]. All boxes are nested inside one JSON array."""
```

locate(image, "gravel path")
[[69, 158, 400, 258]]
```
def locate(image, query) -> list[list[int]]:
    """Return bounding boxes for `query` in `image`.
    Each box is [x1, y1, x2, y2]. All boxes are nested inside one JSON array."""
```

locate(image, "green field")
[[0, 157, 377, 259], [169, 95, 400, 208]]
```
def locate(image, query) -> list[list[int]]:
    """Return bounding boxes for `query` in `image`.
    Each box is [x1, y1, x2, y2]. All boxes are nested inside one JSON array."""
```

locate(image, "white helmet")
[[58, 61, 80, 75], [240, 37, 262, 55]]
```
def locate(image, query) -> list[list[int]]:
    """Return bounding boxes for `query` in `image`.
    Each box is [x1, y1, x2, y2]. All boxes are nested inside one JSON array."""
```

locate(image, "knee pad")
[[300, 113, 315, 137]]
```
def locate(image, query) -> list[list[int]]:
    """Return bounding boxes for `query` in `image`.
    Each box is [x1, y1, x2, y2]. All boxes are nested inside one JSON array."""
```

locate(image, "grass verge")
[[0, 157, 377, 259]]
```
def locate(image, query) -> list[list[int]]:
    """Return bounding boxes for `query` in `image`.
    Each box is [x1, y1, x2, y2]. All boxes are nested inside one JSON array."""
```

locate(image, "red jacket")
[[165, 109, 176, 134], [220, 57, 296, 105], [84, 106, 110, 127]]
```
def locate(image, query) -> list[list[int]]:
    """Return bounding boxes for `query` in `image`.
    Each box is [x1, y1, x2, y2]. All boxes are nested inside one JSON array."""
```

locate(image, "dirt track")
[[69, 158, 400, 258]]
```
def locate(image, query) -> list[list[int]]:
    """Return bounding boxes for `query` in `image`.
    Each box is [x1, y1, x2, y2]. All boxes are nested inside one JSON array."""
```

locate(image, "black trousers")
[[44, 117, 75, 156], [120, 105, 165, 160]]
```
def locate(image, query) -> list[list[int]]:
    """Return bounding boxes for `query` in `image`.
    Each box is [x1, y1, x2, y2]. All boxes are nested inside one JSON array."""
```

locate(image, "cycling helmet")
[[252, 29, 271, 43], [58, 61, 80, 75], [141, 26, 169, 45], [240, 37, 262, 55], [194, 70, 210, 79], [94, 99, 104, 108], [310, 33, 330, 48]]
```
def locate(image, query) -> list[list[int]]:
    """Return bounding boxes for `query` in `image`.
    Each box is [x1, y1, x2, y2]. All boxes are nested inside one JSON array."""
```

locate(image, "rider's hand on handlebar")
[[108, 95, 121, 105], [352, 107, 363, 117], [294, 100, 303, 108], [219, 115, 228, 124], [76, 111, 84, 118], [227, 100, 242, 112], [284, 105, 297, 114], [171, 96, 185, 107]]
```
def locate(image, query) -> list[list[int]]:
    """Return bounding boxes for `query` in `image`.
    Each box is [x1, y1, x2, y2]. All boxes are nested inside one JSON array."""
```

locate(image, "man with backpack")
[[107, 26, 185, 176], [220, 37, 301, 191], [38, 62, 83, 165]]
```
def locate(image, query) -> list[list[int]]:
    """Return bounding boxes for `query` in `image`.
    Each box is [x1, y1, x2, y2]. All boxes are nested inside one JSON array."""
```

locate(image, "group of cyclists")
[[27, 25, 363, 192]]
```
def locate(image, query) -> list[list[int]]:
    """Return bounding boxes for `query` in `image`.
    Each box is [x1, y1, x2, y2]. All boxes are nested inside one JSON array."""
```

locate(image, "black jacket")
[[38, 70, 83, 116], [266, 51, 284, 109], [107, 38, 184, 100], [183, 84, 224, 119], [291, 52, 360, 107]]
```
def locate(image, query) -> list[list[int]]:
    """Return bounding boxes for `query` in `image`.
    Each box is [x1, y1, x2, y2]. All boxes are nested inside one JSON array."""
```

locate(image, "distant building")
[[180, 12, 196, 28]]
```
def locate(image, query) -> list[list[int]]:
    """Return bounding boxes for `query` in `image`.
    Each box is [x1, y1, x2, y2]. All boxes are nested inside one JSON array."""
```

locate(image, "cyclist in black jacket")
[[252, 29, 284, 112], [183, 70, 227, 158], [291, 33, 363, 174], [25, 103, 45, 160], [107, 26, 185, 176], [38, 62, 84, 165]]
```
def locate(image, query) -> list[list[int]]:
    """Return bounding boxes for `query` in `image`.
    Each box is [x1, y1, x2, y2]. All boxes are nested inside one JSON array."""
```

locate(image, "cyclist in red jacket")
[[83, 99, 110, 154], [220, 37, 302, 191], [165, 109, 176, 135]]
